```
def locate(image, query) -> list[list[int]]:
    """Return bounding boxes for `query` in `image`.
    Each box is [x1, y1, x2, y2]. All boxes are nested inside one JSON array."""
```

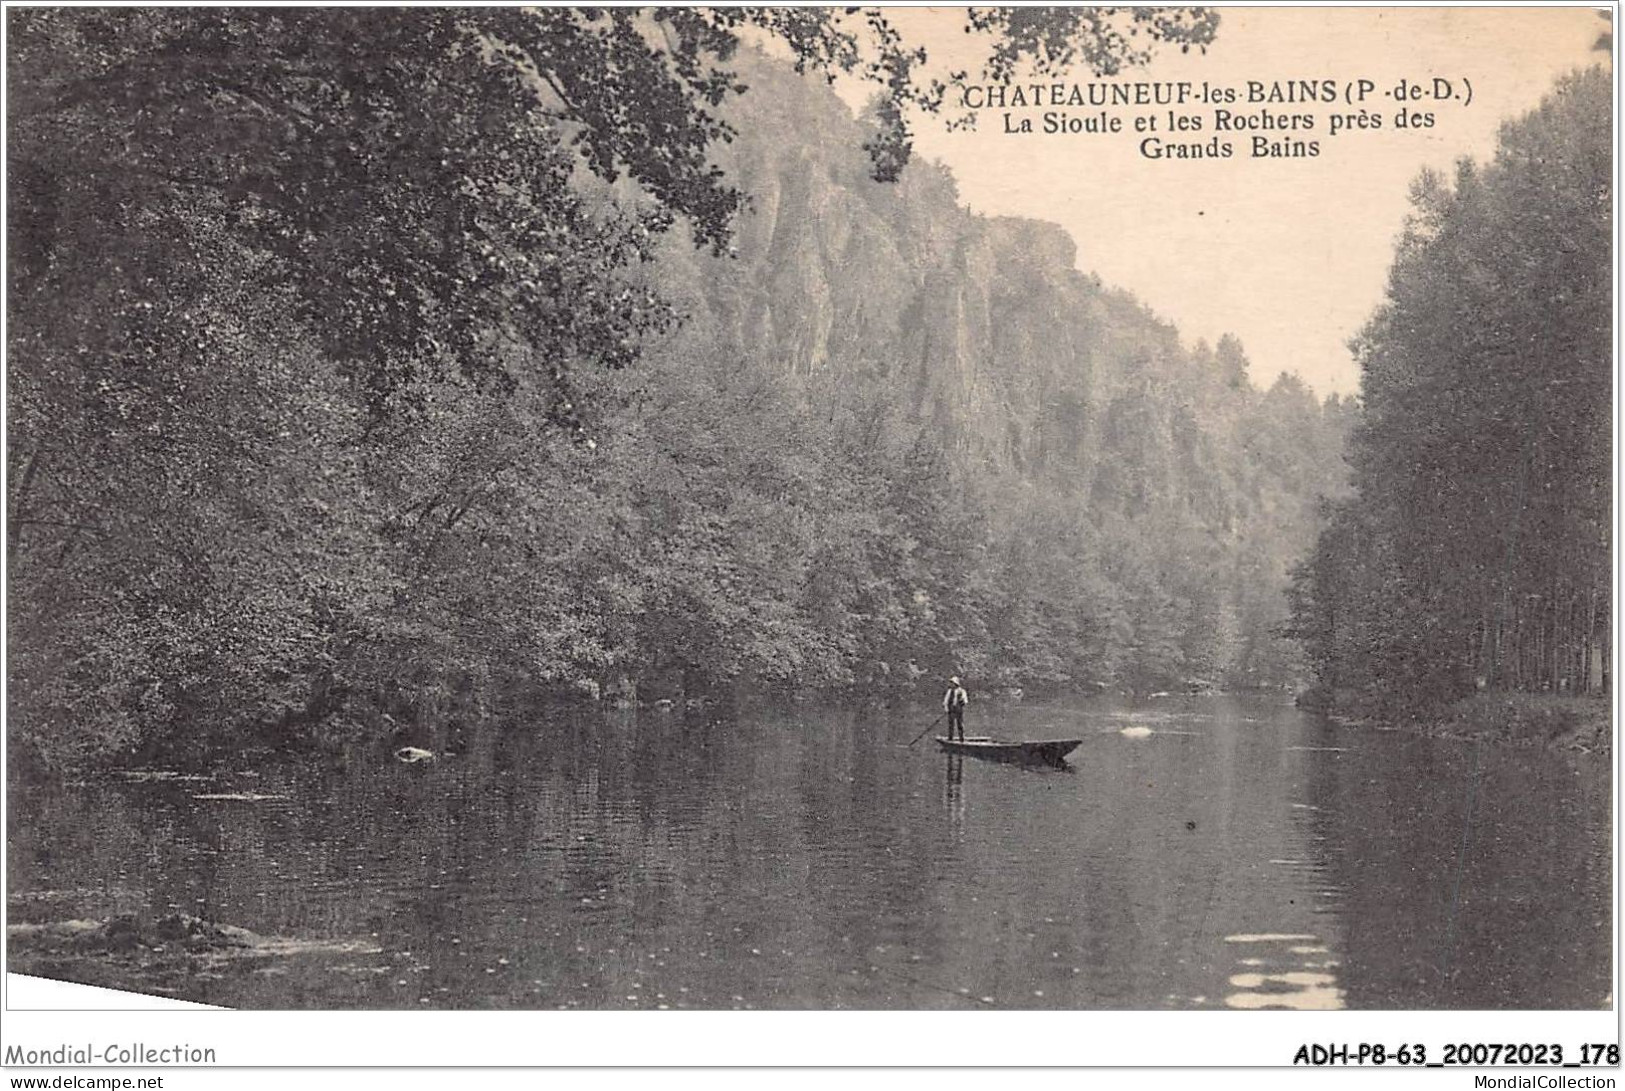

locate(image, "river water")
[[6, 696, 1611, 1009]]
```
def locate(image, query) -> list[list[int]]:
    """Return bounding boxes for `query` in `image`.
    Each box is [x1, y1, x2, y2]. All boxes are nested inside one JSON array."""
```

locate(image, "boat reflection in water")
[[943, 755, 965, 831]]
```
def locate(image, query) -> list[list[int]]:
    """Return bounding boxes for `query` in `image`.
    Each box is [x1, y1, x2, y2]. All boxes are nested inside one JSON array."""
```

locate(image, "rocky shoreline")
[[6, 912, 381, 1003]]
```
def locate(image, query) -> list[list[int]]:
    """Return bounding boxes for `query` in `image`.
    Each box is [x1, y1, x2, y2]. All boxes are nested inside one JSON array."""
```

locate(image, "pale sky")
[[864, 6, 1608, 397]]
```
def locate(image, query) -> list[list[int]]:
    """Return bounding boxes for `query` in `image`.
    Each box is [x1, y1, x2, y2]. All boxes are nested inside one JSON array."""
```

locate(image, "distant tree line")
[[1287, 67, 1611, 714]]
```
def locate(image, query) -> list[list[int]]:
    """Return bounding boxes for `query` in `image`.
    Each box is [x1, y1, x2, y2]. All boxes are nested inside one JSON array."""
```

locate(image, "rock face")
[[660, 51, 1336, 486], [640, 51, 1352, 689]]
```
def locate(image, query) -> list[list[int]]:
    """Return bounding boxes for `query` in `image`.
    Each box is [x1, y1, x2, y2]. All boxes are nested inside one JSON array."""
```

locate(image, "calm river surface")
[[7, 696, 1611, 1009]]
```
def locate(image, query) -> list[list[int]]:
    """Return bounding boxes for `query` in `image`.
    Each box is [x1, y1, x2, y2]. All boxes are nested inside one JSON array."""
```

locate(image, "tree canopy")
[[9, 7, 1217, 422], [1288, 66, 1611, 712], [9, 8, 1265, 769]]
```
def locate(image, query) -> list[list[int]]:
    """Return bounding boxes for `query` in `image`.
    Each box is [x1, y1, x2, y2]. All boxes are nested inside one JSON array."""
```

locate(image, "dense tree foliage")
[[8, 9, 1358, 773], [1288, 67, 1611, 713]]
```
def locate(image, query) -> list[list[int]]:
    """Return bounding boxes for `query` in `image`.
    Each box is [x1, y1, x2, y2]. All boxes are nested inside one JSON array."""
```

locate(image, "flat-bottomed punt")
[[935, 736, 1082, 765]]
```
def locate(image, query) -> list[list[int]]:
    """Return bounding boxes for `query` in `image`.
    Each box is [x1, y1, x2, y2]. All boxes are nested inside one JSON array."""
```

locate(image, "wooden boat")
[[935, 736, 1082, 765]]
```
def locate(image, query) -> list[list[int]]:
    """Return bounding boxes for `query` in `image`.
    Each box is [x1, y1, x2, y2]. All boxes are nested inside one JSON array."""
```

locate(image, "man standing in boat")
[[943, 676, 969, 741]]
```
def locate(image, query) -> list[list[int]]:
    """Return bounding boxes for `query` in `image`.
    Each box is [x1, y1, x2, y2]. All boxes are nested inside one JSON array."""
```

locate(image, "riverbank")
[[6, 912, 383, 1003], [1324, 691, 1611, 757]]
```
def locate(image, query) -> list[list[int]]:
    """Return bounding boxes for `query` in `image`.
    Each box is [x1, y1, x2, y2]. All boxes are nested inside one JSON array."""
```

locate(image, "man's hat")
[[949, 676, 961, 685]]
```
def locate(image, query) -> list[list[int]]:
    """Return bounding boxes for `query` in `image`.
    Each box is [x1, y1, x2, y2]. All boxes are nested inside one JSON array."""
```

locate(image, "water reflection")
[[7, 696, 1610, 1009], [942, 756, 964, 832], [1222, 934, 1346, 1010]]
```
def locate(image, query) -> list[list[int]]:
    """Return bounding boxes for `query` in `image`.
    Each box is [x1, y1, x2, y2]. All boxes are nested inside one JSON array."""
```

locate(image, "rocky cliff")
[[637, 51, 1353, 690]]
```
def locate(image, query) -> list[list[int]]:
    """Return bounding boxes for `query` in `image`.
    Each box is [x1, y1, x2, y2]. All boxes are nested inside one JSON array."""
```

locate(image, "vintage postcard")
[[3, 3, 1615, 1077]]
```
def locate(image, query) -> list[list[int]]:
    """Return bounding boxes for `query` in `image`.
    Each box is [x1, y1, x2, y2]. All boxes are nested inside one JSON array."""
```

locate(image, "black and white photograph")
[[2, 1, 1616, 1072]]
